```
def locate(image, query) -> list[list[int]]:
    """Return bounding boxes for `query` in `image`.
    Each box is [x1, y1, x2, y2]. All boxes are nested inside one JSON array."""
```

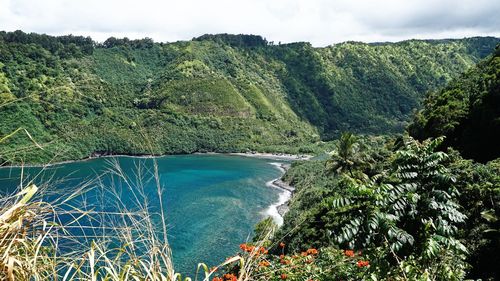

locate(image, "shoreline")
[[264, 162, 296, 226], [2, 150, 303, 225], [0, 151, 312, 169], [229, 152, 312, 161], [0, 153, 160, 169]]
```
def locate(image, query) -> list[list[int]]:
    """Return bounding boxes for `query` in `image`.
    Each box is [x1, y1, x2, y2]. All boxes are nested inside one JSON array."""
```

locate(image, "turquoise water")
[[0, 154, 284, 275]]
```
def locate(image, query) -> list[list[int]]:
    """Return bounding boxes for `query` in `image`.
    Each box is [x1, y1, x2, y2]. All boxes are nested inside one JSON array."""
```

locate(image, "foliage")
[[253, 217, 278, 245], [325, 132, 372, 177], [0, 184, 51, 280], [211, 244, 372, 281], [193, 34, 269, 48], [0, 31, 498, 164], [405, 46, 500, 279], [270, 38, 498, 137], [331, 137, 467, 279], [409, 44, 500, 162], [273, 134, 499, 280], [449, 156, 500, 280], [1, 30, 500, 281]]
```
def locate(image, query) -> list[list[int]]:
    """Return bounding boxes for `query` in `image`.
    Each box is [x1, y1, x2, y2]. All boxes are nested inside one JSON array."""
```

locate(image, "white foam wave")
[[264, 182, 291, 225], [263, 162, 291, 226], [269, 162, 286, 173]]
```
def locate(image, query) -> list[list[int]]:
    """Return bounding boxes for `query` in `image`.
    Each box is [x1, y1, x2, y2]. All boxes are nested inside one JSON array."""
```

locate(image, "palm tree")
[[326, 132, 365, 177]]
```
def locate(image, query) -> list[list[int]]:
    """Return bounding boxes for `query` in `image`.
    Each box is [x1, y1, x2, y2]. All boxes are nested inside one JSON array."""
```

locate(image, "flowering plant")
[[210, 245, 371, 281]]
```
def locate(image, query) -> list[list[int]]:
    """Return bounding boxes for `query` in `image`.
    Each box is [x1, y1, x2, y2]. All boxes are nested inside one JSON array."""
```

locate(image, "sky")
[[0, 0, 499, 46]]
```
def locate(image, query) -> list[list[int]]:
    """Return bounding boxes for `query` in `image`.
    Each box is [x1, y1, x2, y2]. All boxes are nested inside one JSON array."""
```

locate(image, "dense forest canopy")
[[409, 45, 500, 162], [0, 30, 498, 163]]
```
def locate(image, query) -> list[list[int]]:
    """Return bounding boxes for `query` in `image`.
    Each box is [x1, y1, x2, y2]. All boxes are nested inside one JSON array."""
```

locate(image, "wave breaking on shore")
[[264, 162, 295, 226]]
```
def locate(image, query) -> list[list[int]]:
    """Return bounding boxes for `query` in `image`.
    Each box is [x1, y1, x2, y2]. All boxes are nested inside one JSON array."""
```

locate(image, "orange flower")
[[279, 242, 286, 248], [212, 277, 223, 281], [259, 260, 270, 267], [306, 248, 318, 255], [240, 244, 260, 253], [344, 250, 355, 257], [258, 247, 268, 254], [280, 259, 291, 265], [281, 273, 288, 279], [240, 243, 257, 253], [223, 273, 237, 281], [356, 260, 370, 268], [279, 254, 285, 259], [301, 251, 308, 257]]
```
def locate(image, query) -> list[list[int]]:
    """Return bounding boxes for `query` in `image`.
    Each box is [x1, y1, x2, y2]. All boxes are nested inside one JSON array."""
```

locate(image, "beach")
[[229, 152, 312, 161]]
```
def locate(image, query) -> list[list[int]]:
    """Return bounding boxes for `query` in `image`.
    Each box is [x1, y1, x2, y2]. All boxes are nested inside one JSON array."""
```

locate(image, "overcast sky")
[[1, 0, 499, 46]]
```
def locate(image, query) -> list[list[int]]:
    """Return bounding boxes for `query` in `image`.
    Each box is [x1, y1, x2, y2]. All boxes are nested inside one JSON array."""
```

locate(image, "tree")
[[326, 132, 369, 177], [331, 137, 467, 280], [409, 45, 500, 162], [0, 69, 15, 105]]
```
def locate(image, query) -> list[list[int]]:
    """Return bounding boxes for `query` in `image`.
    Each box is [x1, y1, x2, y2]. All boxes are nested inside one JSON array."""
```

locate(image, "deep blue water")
[[0, 154, 284, 275]]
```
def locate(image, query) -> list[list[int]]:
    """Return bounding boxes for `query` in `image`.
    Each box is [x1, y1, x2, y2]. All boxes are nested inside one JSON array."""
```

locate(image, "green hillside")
[[265, 52, 500, 280], [409, 45, 500, 162], [0, 31, 498, 163]]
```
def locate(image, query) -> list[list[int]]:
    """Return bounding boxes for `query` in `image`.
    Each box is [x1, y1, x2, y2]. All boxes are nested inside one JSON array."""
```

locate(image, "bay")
[[0, 154, 285, 276]]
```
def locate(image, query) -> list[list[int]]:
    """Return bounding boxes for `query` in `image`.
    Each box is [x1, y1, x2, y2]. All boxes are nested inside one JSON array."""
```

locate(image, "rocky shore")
[[274, 178, 294, 216], [267, 163, 296, 218]]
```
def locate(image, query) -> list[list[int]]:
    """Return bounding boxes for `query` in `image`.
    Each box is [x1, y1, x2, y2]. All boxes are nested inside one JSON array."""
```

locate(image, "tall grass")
[[0, 154, 181, 280], [0, 120, 278, 281], [0, 157, 267, 281]]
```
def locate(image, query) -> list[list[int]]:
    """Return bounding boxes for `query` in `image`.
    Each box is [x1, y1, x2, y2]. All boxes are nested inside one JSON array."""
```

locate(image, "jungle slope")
[[272, 49, 500, 280], [0, 31, 498, 163], [409, 44, 500, 162]]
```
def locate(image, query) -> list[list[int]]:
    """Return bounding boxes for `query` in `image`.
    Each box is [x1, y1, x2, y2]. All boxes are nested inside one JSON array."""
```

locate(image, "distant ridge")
[[0, 30, 498, 163]]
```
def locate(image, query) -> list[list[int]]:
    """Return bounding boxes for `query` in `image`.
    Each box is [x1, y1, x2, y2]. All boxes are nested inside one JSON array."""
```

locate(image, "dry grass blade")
[[0, 127, 43, 150], [1, 144, 269, 281], [0, 184, 57, 280], [0, 160, 181, 280]]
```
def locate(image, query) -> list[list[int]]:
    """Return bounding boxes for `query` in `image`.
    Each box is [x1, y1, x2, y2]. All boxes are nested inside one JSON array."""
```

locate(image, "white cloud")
[[0, 0, 499, 46]]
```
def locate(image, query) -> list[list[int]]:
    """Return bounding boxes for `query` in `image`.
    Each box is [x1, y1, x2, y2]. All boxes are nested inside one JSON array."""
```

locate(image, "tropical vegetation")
[[409, 45, 500, 162], [0, 31, 499, 280], [1, 31, 498, 164]]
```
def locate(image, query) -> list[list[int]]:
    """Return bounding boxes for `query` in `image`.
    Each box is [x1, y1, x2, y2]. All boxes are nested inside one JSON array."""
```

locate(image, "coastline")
[[229, 152, 312, 161], [264, 162, 297, 226], [0, 153, 159, 169], [2, 149, 302, 227], [1, 151, 312, 169]]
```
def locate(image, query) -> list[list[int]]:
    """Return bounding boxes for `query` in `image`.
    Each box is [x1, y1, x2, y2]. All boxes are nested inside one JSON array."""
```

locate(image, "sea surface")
[[0, 154, 285, 276]]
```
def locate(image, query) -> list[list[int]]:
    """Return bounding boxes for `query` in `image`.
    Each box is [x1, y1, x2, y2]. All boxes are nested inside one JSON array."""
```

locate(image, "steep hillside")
[[0, 31, 498, 163], [409, 45, 500, 162]]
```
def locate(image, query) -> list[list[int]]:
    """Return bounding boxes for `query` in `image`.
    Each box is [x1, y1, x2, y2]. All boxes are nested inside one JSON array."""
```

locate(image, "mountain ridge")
[[0, 30, 498, 163]]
